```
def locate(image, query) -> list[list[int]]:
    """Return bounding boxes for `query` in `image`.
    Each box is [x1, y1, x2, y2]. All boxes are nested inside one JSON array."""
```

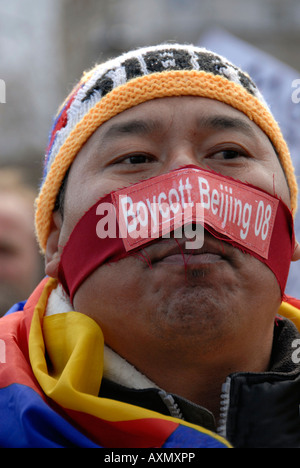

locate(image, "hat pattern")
[[82, 47, 261, 104]]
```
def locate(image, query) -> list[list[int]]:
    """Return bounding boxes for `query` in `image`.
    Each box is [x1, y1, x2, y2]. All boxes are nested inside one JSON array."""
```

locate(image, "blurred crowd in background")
[[0, 168, 43, 316], [0, 0, 299, 313]]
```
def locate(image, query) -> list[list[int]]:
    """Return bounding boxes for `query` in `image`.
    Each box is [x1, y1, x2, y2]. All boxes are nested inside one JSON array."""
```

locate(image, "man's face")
[[47, 97, 292, 364]]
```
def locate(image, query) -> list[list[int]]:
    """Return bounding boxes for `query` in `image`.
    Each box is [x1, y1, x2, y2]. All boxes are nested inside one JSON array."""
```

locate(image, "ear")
[[45, 211, 63, 279], [292, 240, 300, 262]]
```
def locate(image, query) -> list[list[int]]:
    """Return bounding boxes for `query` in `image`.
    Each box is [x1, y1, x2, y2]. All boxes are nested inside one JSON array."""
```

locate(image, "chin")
[[152, 284, 237, 340]]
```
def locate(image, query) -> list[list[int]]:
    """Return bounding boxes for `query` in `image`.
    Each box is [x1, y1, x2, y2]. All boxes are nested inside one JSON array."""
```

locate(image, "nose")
[[163, 145, 206, 173]]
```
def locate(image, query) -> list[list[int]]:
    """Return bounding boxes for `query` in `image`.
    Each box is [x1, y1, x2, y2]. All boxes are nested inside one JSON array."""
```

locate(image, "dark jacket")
[[100, 316, 300, 448]]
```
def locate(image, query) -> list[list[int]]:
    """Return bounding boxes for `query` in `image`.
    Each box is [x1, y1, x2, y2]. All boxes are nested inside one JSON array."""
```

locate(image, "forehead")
[[94, 96, 271, 146]]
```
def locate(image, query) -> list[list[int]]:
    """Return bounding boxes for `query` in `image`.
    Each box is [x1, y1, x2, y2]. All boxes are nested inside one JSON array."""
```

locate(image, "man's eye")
[[211, 149, 247, 160], [122, 154, 153, 164]]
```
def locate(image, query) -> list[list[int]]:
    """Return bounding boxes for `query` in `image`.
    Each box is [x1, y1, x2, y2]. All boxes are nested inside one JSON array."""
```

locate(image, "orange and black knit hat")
[[35, 43, 298, 251]]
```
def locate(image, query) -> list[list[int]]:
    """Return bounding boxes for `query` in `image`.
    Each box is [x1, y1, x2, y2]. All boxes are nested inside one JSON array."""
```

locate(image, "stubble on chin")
[[150, 275, 239, 345]]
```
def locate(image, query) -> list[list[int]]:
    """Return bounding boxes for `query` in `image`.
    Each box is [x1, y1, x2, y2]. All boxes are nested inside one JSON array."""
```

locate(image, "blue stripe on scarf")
[[162, 424, 230, 448], [0, 384, 99, 448]]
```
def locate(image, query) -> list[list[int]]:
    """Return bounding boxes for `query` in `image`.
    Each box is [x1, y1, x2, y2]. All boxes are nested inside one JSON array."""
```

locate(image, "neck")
[[113, 327, 274, 421]]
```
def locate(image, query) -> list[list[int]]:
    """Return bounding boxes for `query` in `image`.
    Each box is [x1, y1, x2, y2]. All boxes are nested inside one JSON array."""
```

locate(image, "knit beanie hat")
[[35, 43, 298, 251]]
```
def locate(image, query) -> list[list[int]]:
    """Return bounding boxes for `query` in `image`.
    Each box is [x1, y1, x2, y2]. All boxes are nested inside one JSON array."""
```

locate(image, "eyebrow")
[[100, 113, 256, 143], [101, 118, 161, 141], [199, 115, 256, 137]]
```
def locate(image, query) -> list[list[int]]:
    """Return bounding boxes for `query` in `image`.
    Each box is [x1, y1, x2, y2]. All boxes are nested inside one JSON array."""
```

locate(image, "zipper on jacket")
[[217, 376, 231, 438], [158, 390, 184, 420]]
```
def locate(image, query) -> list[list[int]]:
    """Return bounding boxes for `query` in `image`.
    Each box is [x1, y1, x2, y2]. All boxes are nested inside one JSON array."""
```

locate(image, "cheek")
[[238, 254, 282, 314], [259, 163, 291, 209], [73, 257, 149, 316], [234, 157, 291, 210], [275, 175, 291, 209]]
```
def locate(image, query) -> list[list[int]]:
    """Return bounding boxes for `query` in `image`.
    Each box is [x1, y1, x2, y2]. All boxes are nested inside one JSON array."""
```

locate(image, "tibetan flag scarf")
[[0, 277, 232, 448]]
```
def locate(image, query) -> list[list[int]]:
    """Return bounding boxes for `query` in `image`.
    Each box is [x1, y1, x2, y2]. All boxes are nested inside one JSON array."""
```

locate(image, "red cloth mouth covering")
[[58, 166, 295, 303]]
